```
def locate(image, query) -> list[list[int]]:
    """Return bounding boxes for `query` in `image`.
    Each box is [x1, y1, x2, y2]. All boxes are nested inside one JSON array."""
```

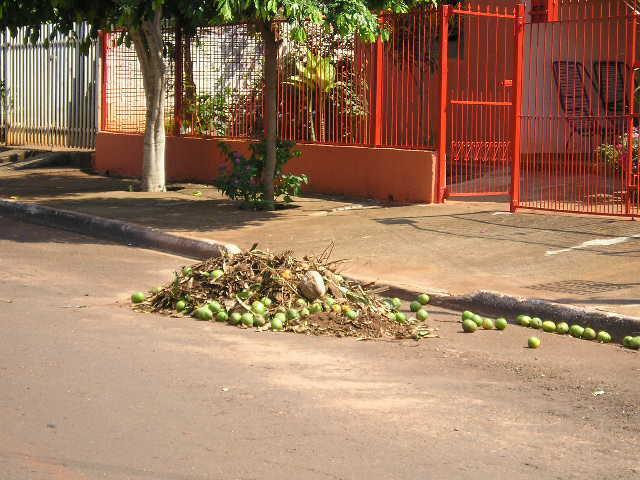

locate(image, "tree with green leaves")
[[215, 0, 433, 209]]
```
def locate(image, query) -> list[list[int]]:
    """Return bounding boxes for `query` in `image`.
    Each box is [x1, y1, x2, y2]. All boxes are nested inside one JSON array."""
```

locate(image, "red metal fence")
[[101, 0, 640, 217], [517, 0, 639, 217]]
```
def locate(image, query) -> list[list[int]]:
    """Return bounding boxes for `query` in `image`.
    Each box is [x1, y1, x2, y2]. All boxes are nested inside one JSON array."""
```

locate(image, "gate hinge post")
[[437, 4, 450, 204]]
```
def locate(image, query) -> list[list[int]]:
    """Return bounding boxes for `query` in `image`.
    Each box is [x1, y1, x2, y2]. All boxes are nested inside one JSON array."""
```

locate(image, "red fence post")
[[510, 4, 525, 213], [626, 11, 637, 215], [99, 31, 109, 131], [370, 17, 384, 147], [437, 5, 450, 203], [174, 27, 183, 136]]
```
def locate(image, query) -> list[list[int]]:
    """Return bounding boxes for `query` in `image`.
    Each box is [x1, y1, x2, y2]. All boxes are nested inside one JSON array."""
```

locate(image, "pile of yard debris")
[[132, 246, 434, 340]]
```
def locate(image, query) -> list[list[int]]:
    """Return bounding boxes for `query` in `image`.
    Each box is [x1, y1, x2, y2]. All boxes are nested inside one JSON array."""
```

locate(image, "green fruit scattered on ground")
[[462, 319, 477, 333], [175, 300, 187, 312], [211, 269, 224, 279], [286, 309, 300, 321], [417, 294, 430, 305], [462, 311, 475, 320], [410, 301, 422, 312], [345, 310, 358, 320], [207, 301, 222, 313], [274, 312, 287, 322], [528, 336, 541, 348], [254, 315, 266, 327], [194, 307, 213, 321], [472, 314, 484, 327], [215, 311, 228, 323], [416, 309, 429, 322], [131, 292, 145, 303], [300, 308, 310, 318], [631, 337, 640, 349], [395, 312, 407, 323], [482, 318, 494, 330], [229, 312, 242, 325], [261, 297, 273, 307], [530, 317, 543, 329], [295, 298, 308, 308], [251, 301, 266, 315], [495, 318, 508, 330], [569, 325, 584, 338], [556, 322, 569, 334], [542, 320, 556, 333], [309, 302, 323, 314], [237, 290, 251, 300], [623, 336, 634, 348], [596, 331, 611, 343], [325, 297, 336, 307], [518, 315, 531, 327], [241, 312, 254, 327], [582, 327, 597, 341], [182, 267, 192, 276], [391, 297, 402, 309], [271, 317, 284, 331]]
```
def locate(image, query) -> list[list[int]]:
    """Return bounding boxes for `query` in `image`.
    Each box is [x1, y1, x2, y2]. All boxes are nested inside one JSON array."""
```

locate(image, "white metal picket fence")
[[1, 23, 99, 149]]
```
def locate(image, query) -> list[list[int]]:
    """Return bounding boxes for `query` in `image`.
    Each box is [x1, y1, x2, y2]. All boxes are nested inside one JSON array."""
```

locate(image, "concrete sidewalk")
[[2, 167, 640, 318]]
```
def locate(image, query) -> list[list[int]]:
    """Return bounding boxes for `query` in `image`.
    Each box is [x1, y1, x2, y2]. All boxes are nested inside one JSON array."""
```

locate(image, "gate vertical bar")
[[626, 9, 637, 216], [437, 5, 450, 203], [510, 3, 525, 212], [174, 27, 183, 137], [371, 16, 384, 147]]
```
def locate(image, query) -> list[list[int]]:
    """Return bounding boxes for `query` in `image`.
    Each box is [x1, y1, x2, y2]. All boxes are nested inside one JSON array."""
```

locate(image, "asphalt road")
[[0, 216, 638, 479]]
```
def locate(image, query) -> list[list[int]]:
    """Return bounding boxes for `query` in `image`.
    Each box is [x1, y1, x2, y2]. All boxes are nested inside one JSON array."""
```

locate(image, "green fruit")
[[151, 286, 162, 294], [131, 292, 145, 303], [623, 336, 634, 348], [229, 312, 242, 325], [417, 294, 430, 305], [325, 297, 336, 307], [309, 302, 323, 314], [631, 337, 640, 349], [530, 317, 543, 329], [462, 319, 477, 333], [274, 312, 287, 322], [241, 312, 254, 327], [472, 314, 484, 327], [596, 331, 612, 343], [416, 309, 429, 322], [582, 327, 597, 341], [495, 318, 508, 330], [410, 301, 422, 312], [215, 311, 228, 323], [261, 297, 273, 307], [182, 267, 193, 276], [528, 336, 541, 348], [518, 315, 532, 327], [395, 312, 407, 323], [462, 311, 475, 320], [237, 290, 251, 300], [556, 322, 569, 334], [482, 318, 494, 330], [300, 308, 310, 318], [569, 325, 584, 338], [391, 297, 402, 309], [331, 304, 342, 314], [286, 309, 300, 321], [271, 317, 284, 331], [345, 310, 358, 320], [207, 301, 223, 314], [542, 320, 556, 333], [194, 307, 213, 321], [175, 300, 187, 312], [251, 301, 266, 315], [254, 315, 266, 327], [211, 269, 224, 280], [295, 298, 308, 308]]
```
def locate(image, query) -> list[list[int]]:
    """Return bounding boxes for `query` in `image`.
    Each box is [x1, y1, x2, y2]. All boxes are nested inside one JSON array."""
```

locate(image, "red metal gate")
[[438, 3, 525, 201]]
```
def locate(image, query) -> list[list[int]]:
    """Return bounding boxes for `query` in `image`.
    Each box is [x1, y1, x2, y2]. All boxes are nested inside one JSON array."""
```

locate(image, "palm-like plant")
[[286, 51, 342, 142]]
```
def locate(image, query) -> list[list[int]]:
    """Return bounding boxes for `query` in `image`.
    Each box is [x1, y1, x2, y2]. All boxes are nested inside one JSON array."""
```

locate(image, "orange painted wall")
[[95, 133, 437, 203]]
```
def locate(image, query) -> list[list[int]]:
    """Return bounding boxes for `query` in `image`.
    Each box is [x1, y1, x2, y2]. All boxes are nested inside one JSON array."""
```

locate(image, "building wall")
[[95, 132, 437, 203]]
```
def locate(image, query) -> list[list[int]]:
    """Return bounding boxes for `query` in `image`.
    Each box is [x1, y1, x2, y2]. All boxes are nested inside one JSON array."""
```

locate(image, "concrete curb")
[[3, 198, 640, 339], [0, 199, 241, 260]]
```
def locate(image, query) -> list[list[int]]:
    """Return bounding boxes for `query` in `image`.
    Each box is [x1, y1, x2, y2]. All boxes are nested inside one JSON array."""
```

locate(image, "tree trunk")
[[258, 21, 278, 210], [183, 32, 196, 128], [130, 10, 166, 192]]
